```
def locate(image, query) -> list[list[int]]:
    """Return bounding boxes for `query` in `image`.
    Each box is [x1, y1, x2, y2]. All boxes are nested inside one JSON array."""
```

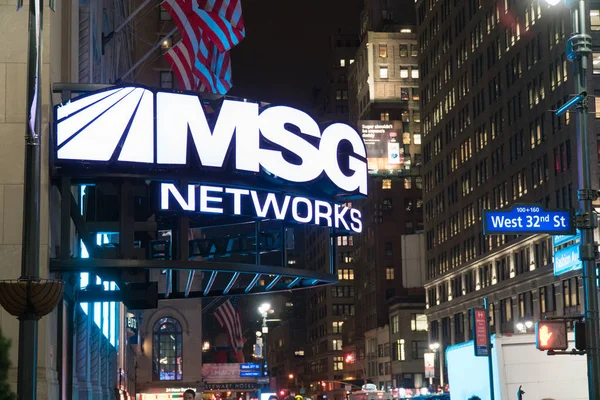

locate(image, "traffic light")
[[575, 321, 586, 351], [535, 321, 568, 351]]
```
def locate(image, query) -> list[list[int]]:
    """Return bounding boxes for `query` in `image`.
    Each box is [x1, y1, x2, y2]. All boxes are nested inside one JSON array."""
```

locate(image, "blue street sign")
[[240, 371, 261, 377], [554, 243, 583, 276], [240, 363, 261, 370], [482, 205, 574, 235], [552, 231, 581, 247]]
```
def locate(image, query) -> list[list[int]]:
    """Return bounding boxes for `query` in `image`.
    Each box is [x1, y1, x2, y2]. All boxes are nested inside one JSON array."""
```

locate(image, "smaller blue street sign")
[[554, 244, 583, 276], [552, 231, 581, 247], [240, 363, 261, 370], [240, 371, 261, 377], [482, 205, 574, 235]]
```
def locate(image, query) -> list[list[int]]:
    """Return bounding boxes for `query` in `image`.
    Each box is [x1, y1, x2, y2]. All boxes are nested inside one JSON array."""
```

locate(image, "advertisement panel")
[[358, 120, 419, 174]]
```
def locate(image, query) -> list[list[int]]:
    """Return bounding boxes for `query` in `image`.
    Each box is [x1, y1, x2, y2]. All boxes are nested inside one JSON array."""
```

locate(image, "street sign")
[[424, 352, 435, 378], [553, 231, 581, 247], [257, 377, 270, 384], [482, 205, 574, 235], [554, 242, 583, 276], [240, 371, 261, 377], [536, 321, 568, 351], [240, 363, 261, 370], [472, 308, 489, 357]]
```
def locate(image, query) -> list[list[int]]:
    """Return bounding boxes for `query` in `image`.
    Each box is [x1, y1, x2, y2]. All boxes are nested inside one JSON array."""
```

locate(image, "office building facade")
[[417, 0, 600, 385]]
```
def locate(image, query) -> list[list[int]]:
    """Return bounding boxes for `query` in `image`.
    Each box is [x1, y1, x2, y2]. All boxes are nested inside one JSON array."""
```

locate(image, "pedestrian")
[[184, 389, 197, 400], [468, 396, 481, 400]]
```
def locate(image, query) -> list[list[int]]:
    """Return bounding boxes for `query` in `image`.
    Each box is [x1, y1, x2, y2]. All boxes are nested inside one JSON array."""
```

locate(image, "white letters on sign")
[[56, 87, 368, 196], [160, 183, 363, 233]]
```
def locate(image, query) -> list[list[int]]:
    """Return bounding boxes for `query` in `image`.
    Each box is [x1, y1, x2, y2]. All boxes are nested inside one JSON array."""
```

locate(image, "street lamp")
[[258, 303, 272, 389], [429, 342, 444, 390], [545, 0, 600, 398]]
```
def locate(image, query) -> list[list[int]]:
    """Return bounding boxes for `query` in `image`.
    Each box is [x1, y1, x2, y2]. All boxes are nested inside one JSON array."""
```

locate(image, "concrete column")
[[449, 316, 456, 345]]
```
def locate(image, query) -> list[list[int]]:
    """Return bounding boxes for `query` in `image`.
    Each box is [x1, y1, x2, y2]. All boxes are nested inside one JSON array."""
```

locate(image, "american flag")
[[214, 297, 245, 352], [161, 0, 243, 94]]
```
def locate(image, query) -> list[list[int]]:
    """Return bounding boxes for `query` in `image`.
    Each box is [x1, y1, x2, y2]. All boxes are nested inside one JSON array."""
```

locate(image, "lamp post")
[[546, 0, 600, 398], [429, 342, 443, 390]]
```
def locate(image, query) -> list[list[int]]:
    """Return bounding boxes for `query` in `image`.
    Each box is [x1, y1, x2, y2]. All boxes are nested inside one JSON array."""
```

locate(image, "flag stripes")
[[160, 0, 245, 94], [214, 298, 245, 351]]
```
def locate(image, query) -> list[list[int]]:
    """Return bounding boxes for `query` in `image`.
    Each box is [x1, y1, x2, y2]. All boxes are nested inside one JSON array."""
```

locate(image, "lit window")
[[333, 339, 343, 350], [596, 97, 600, 119], [411, 314, 428, 331], [594, 52, 600, 74], [381, 112, 390, 121], [153, 317, 183, 381], [411, 68, 419, 79], [404, 177, 412, 189], [403, 133, 411, 144], [334, 356, 344, 370], [413, 111, 421, 122], [400, 67, 409, 78], [397, 339, 406, 361], [332, 321, 344, 333], [391, 314, 399, 333], [386, 267, 395, 280], [379, 44, 388, 58], [411, 45, 418, 57], [349, 59, 355, 64], [414, 134, 422, 144], [380, 66, 389, 79], [591, 10, 600, 30], [401, 28, 412, 33], [160, 71, 173, 89], [340, 59, 346, 67], [399, 45, 408, 57], [382, 179, 392, 189]]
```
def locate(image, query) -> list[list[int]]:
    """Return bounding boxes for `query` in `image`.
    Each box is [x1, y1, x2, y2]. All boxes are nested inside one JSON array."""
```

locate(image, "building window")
[[596, 95, 600, 118], [594, 52, 600, 74], [340, 59, 346, 67], [397, 339, 406, 361], [411, 314, 428, 331], [563, 277, 580, 308], [337, 236, 353, 246], [379, 44, 388, 57], [160, 5, 172, 20], [338, 269, 354, 280], [333, 339, 343, 350], [411, 45, 418, 57], [391, 314, 399, 333], [411, 68, 419, 79], [332, 321, 344, 333], [380, 66, 389, 79], [160, 71, 173, 89], [591, 9, 600, 30], [381, 112, 390, 121], [414, 133, 422, 144], [386, 267, 395, 280], [153, 317, 183, 381], [333, 356, 344, 370], [400, 44, 408, 57], [382, 179, 392, 189], [411, 341, 427, 359], [400, 67, 409, 78], [385, 242, 393, 256]]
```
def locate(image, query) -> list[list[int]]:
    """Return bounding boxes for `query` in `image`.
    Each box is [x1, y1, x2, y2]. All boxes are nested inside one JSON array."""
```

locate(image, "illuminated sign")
[[55, 86, 368, 196], [553, 231, 582, 276], [205, 383, 257, 390], [358, 120, 421, 175], [160, 183, 362, 233], [240, 363, 261, 370], [240, 371, 261, 377], [536, 321, 568, 351], [482, 205, 574, 235]]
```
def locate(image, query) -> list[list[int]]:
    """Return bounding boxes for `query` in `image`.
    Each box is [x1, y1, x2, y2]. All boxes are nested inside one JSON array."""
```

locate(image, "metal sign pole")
[[484, 297, 495, 400], [565, 0, 600, 398]]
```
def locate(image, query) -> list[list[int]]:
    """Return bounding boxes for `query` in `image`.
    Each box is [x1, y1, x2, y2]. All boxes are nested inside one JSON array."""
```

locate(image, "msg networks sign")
[[54, 86, 367, 233]]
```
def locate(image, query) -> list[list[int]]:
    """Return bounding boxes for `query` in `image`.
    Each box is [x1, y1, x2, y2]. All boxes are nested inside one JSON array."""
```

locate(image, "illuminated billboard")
[[53, 86, 368, 232], [358, 120, 421, 175]]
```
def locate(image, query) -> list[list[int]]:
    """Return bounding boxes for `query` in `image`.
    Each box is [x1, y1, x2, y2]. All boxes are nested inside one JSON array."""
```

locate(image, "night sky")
[[229, 0, 363, 110]]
